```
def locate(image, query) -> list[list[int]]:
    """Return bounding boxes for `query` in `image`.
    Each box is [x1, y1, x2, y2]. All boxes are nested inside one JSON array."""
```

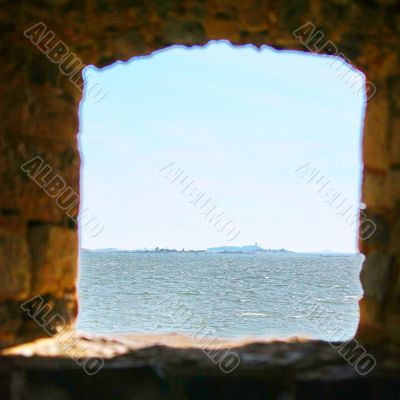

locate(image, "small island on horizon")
[[207, 244, 292, 254], [81, 243, 293, 254]]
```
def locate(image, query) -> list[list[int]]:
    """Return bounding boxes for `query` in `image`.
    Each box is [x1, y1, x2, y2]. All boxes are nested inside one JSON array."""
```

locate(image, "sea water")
[[77, 251, 363, 341]]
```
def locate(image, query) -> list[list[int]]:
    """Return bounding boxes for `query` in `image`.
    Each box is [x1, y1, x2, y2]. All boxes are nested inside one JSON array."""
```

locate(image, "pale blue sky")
[[79, 41, 365, 252]]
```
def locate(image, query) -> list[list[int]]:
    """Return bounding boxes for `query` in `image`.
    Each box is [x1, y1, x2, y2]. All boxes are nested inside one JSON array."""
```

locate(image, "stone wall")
[[1, 0, 399, 347], [1, 337, 400, 400]]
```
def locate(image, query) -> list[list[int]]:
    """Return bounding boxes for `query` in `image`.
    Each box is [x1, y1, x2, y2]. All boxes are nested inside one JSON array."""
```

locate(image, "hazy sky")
[[79, 41, 365, 252]]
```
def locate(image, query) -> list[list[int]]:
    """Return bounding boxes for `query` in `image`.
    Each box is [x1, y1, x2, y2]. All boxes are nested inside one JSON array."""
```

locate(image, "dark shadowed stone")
[[161, 20, 206, 44], [1, 337, 400, 399], [360, 251, 391, 302]]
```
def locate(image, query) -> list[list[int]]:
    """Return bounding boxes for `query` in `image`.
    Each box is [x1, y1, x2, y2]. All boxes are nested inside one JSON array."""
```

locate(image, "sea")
[[77, 251, 363, 341]]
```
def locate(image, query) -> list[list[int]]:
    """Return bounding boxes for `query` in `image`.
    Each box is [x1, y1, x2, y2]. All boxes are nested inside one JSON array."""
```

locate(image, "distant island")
[[207, 244, 292, 254], [82, 244, 292, 254]]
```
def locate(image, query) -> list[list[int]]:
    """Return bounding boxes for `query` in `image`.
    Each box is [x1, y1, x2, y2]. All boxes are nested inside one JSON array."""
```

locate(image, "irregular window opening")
[[78, 41, 366, 341]]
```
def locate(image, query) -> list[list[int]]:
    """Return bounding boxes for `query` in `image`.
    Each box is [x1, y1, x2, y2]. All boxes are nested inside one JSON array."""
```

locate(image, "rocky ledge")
[[1, 334, 400, 399]]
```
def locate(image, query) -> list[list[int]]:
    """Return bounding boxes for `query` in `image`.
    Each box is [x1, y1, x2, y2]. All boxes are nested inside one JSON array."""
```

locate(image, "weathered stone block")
[[358, 212, 389, 253], [0, 235, 31, 302], [360, 251, 391, 302], [384, 169, 400, 207], [241, 4, 271, 29], [204, 16, 242, 41], [356, 297, 385, 343], [21, 292, 78, 337], [394, 271, 400, 306], [0, 215, 26, 236], [27, 225, 77, 295], [362, 88, 390, 171], [388, 216, 400, 256], [390, 75, 400, 111], [0, 301, 23, 346], [383, 304, 400, 346], [390, 116, 400, 166], [161, 19, 206, 44], [362, 171, 386, 209], [1, 138, 80, 224]]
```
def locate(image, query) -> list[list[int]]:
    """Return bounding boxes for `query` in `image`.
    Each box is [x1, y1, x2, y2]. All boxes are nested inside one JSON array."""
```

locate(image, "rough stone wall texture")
[[1, 338, 400, 400], [0, 0, 399, 347]]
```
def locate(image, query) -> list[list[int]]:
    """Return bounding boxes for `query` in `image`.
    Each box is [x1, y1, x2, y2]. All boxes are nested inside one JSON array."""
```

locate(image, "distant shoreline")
[[81, 248, 361, 256], [81, 244, 293, 254]]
